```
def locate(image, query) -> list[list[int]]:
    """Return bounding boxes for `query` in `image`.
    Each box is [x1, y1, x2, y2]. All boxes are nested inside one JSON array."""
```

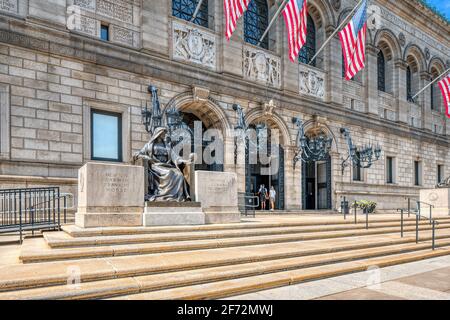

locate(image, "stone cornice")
[[0, 19, 448, 147]]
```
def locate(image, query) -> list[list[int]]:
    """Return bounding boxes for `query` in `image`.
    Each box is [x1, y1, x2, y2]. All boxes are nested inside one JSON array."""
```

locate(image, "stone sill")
[[0, 175, 78, 185]]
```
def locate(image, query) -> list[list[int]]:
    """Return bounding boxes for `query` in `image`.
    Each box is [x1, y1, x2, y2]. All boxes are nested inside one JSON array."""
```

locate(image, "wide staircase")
[[1, 214, 450, 299]]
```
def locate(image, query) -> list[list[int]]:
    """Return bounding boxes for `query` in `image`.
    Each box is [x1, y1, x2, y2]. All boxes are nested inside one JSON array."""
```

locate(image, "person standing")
[[258, 184, 268, 210], [269, 186, 276, 211]]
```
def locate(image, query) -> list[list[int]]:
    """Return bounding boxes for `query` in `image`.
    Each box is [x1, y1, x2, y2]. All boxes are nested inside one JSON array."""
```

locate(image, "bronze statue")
[[132, 127, 194, 202]]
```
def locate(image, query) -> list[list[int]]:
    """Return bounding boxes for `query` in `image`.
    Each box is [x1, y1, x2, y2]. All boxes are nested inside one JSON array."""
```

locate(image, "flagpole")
[[308, 0, 364, 65], [257, 0, 290, 47], [190, 0, 205, 22], [411, 68, 450, 100]]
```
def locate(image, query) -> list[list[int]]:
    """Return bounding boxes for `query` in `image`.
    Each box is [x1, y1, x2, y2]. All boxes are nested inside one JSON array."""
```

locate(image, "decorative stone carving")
[[425, 48, 431, 60], [193, 86, 210, 102], [262, 99, 276, 117], [173, 20, 216, 70], [74, 15, 98, 37], [243, 46, 281, 88], [0, 0, 18, 14], [299, 65, 325, 99], [331, 0, 341, 11], [399, 32, 406, 47]]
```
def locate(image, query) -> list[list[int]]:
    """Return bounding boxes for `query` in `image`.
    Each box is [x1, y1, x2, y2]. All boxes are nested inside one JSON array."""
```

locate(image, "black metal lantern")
[[293, 117, 332, 167], [141, 85, 163, 134], [340, 128, 381, 174], [165, 105, 183, 133]]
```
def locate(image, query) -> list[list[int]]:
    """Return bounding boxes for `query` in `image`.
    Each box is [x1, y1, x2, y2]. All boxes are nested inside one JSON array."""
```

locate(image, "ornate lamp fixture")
[[142, 85, 162, 134], [292, 117, 332, 168], [340, 128, 381, 174]]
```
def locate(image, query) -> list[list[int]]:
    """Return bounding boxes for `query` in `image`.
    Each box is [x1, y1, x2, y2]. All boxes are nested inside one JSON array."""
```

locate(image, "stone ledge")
[[143, 212, 205, 227]]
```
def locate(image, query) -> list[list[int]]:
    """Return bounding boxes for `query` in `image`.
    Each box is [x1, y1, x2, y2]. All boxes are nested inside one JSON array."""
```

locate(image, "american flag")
[[282, 0, 308, 62], [339, 0, 367, 80], [438, 74, 450, 117], [224, 0, 251, 40]]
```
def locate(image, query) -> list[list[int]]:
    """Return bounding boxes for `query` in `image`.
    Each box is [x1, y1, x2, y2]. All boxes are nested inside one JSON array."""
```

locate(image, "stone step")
[[61, 215, 450, 237], [112, 247, 450, 300], [2, 241, 450, 299], [40, 221, 450, 253], [3, 228, 445, 291]]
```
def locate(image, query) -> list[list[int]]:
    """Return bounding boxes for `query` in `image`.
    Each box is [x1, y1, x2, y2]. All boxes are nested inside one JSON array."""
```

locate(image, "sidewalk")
[[226, 254, 450, 300]]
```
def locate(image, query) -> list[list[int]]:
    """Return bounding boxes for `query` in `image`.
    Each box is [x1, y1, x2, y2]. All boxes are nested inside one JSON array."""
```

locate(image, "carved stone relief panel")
[[0, 0, 18, 14], [243, 46, 281, 88], [299, 64, 325, 99], [172, 20, 216, 70]]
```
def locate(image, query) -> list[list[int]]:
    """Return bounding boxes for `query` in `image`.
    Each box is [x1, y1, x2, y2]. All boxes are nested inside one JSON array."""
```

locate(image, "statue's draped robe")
[[136, 128, 190, 202]]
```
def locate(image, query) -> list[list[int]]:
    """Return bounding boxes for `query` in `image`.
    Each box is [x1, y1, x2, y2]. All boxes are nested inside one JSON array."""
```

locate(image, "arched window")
[[299, 14, 316, 66], [172, 0, 209, 28], [406, 66, 413, 102], [377, 50, 386, 92], [431, 82, 435, 110], [244, 0, 269, 49], [431, 68, 443, 111]]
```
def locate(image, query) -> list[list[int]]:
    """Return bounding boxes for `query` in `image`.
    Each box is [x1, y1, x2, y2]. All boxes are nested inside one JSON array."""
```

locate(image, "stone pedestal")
[[195, 171, 241, 224], [143, 202, 205, 226], [420, 188, 450, 217], [75, 162, 144, 228]]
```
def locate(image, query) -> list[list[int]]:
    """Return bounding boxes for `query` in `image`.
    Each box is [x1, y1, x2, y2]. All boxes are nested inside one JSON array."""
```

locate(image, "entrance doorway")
[[245, 128, 285, 210], [302, 155, 332, 210]]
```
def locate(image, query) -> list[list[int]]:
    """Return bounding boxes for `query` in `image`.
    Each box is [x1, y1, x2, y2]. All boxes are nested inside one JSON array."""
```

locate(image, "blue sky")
[[424, 0, 450, 19]]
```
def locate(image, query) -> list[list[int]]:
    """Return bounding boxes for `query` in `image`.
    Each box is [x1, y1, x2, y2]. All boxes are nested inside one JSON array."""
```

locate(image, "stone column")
[[365, 45, 380, 116], [394, 59, 408, 124], [324, 26, 343, 105], [284, 145, 301, 210], [420, 72, 433, 131]]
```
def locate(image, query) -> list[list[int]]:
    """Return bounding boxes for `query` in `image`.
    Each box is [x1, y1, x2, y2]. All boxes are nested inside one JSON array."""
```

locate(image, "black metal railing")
[[341, 197, 370, 229], [0, 187, 73, 243], [397, 198, 438, 250], [238, 192, 259, 217]]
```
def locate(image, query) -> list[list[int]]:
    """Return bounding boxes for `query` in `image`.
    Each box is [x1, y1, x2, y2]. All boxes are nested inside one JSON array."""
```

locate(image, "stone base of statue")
[[420, 188, 450, 217], [195, 171, 241, 224], [75, 162, 145, 228], [143, 202, 205, 226]]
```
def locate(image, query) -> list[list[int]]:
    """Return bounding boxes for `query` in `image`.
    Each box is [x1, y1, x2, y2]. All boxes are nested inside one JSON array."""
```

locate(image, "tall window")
[[377, 50, 386, 92], [386, 157, 394, 184], [172, 0, 209, 28], [299, 14, 316, 66], [431, 82, 436, 110], [406, 66, 413, 102], [100, 24, 109, 41], [244, 0, 269, 49], [91, 110, 122, 162], [414, 161, 421, 186], [438, 165, 444, 184]]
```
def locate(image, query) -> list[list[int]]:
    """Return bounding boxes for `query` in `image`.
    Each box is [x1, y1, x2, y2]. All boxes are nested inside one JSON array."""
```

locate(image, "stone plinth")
[[420, 188, 450, 217], [75, 162, 144, 228], [143, 202, 205, 226], [195, 171, 240, 224]]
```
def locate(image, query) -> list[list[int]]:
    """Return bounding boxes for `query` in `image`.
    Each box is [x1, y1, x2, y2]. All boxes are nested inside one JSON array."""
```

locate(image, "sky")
[[424, 0, 450, 19]]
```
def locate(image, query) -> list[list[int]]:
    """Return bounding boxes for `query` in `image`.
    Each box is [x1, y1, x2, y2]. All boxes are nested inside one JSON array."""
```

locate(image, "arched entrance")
[[300, 126, 333, 210], [244, 120, 286, 211]]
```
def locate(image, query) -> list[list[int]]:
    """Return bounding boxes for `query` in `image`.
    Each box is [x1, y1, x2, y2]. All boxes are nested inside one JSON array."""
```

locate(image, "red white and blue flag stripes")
[[224, 0, 251, 40], [438, 75, 450, 118], [339, 0, 367, 80], [282, 0, 308, 62]]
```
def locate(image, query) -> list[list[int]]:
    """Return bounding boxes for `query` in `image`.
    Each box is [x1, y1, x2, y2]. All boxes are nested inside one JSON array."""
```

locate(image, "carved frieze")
[[299, 65, 325, 99], [173, 20, 216, 70], [97, 0, 133, 24], [111, 24, 136, 47], [243, 46, 281, 88]]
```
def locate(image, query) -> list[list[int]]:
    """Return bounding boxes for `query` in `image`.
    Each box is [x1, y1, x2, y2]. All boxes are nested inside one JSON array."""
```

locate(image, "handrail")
[[397, 198, 439, 250]]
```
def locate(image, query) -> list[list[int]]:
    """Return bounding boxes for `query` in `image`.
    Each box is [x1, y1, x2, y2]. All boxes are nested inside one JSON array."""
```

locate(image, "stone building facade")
[[0, 0, 449, 212]]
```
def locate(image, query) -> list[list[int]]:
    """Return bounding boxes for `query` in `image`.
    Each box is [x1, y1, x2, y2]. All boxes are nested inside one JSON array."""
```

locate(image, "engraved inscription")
[[0, 0, 18, 14], [111, 25, 134, 47], [97, 0, 133, 23], [75, 15, 98, 37], [74, 0, 95, 11], [103, 172, 129, 193]]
